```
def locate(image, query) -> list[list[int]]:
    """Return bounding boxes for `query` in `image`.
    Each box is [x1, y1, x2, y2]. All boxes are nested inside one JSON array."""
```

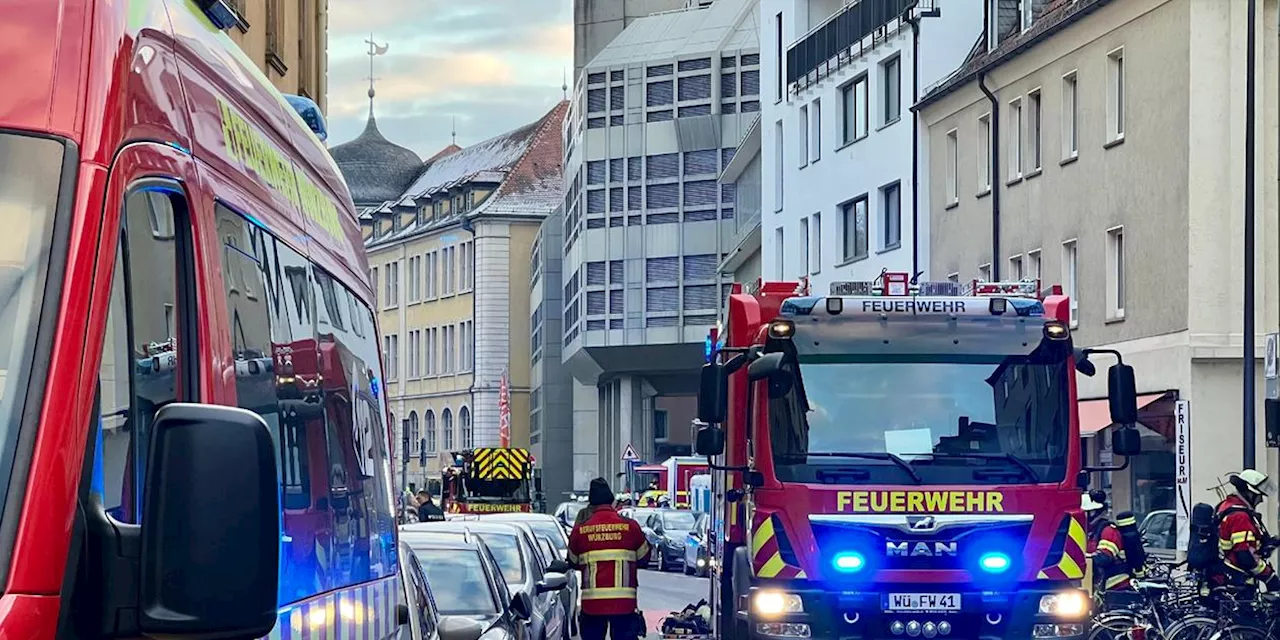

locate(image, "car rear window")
[[412, 549, 499, 615], [529, 521, 568, 551]]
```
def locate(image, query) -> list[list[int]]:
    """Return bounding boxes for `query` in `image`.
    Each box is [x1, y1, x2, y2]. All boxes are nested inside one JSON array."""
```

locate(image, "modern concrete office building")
[[560, 0, 761, 489]]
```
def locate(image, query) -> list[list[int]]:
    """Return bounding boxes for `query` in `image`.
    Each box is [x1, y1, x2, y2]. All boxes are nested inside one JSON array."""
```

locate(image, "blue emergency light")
[[831, 551, 866, 573], [978, 552, 1012, 574], [704, 335, 714, 362]]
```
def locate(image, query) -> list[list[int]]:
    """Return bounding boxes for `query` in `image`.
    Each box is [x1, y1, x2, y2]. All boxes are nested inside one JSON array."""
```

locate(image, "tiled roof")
[[365, 101, 568, 248], [330, 113, 424, 206], [916, 0, 1112, 110]]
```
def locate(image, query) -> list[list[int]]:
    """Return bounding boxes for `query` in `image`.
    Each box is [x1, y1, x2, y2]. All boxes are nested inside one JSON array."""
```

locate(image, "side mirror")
[[1077, 470, 1090, 489], [439, 616, 487, 640], [743, 470, 765, 489], [1112, 426, 1142, 457], [698, 363, 728, 423], [695, 424, 726, 456], [1073, 348, 1097, 377], [547, 559, 571, 574], [139, 404, 280, 638], [1107, 363, 1139, 425], [397, 603, 411, 625], [537, 572, 569, 593], [510, 591, 535, 621], [747, 352, 785, 382]]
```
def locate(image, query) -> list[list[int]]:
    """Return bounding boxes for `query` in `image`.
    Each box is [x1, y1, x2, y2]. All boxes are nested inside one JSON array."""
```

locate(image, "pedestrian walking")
[[568, 477, 650, 640]]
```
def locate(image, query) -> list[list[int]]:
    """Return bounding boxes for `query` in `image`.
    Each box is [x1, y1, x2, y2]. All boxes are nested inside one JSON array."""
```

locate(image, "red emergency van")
[[0, 0, 402, 638]]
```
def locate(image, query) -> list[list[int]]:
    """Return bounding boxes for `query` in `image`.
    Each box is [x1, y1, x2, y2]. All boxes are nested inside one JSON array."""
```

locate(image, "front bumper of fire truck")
[[743, 583, 1089, 640]]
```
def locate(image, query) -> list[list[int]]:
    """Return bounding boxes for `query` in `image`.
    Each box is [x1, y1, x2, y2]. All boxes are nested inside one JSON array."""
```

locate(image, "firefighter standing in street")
[[1214, 469, 1280, 592], [568, 477, 651, 640], [1084, 490, 1133, 594]]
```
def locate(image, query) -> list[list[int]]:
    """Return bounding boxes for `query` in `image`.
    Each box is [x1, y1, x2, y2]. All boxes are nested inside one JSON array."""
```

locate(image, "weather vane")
[[364, 34, 389, 113]]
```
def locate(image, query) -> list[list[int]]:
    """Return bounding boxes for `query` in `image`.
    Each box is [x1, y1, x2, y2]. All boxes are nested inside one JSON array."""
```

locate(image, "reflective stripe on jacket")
[[568, 506, 651, 616]]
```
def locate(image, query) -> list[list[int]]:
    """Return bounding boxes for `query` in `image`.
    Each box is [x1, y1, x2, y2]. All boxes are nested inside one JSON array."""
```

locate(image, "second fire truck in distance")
[[442, 447, 539, 514], [695, 275, 1144, 640]]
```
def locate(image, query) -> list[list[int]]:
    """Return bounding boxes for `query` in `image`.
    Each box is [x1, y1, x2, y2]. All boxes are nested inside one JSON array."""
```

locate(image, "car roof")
[[484, 512, 561, 524], [406, 520, 528, 537], [399, 529, 487, 551]]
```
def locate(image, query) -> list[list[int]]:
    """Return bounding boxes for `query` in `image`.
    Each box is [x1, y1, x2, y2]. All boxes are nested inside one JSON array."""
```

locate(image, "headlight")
[[1039, 591, 1088, 618], [752, 590, 804, 616]]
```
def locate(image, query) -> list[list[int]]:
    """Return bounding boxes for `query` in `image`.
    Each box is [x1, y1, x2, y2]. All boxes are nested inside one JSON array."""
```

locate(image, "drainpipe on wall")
[[462, 215, 479, 445], [909, 15, 922, 281], [978, 71, 1001, 281]]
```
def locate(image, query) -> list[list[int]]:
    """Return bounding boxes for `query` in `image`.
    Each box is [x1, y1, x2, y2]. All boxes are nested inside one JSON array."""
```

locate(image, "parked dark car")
[[405, 521, 569, 640], [399, 529, 531, 640], [683, 513, 712, 577], [644, 510, 698, 572], [481, 513, 579, 638]]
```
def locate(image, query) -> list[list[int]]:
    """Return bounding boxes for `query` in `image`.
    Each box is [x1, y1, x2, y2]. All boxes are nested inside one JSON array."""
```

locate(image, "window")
[[408, 329, 420, 378], [1108, 48, 1125, 141], [385, 261, 400, 307], [840, 76, 869, 143], [425, 410, 437, 453], [1062, 239, 1079, 326], [1107, 226, 1125, 319], [774, 227, 785, 279], [1008, 97, 1022, 178], [384, 334, 399, 380], [775, 12, 784, 101], [800, 217, 810, 275], [798, 105, 809, 168], [97, 187, 193, 524], [371, 266, 379, 307], [1062, 71, 1078, 158], [443, 246, 455, 295], [978, 263, 992, 282], [265, 0, 286, 73], [442, 409, 454, 450], [880, 182, 901, 250], [655, 410, 669, 441], [774, 120, 784, 211], [409, 412, 420, 454], [811, 213, 822, 274], [882, 56, 901, 124], [810, 99, 822, 162], [1021, 0, 1034, 31], [407, 256, 419, 303], [945, 129, 959, 204], [1028, 89, 1042, 171], [210, 204, 395, 594], [460, 407, 473, 449], [978, 113, 992, 191], [841, 196, 869, 262], [947, 272, 960, 283], [1009, 254, 1023, 281], [1027, 249, 1042, 281]]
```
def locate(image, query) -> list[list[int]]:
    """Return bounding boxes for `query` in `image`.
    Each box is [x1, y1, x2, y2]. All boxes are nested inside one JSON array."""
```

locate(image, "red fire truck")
[[0, 0, 404, 638], [634, 456, 709, 508], [695, 276, 1143, 640]]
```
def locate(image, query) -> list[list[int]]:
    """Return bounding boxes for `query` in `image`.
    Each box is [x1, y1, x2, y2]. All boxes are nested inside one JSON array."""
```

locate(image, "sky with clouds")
[[326, 0, 573, 159]]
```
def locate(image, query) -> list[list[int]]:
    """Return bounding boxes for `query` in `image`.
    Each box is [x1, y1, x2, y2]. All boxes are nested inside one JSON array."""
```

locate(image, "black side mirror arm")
[[1082, 457, 1132, 473]]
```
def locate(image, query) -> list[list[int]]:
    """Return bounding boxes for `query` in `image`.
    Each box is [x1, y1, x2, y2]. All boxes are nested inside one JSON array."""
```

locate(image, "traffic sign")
[[621, 444, 639, 462]]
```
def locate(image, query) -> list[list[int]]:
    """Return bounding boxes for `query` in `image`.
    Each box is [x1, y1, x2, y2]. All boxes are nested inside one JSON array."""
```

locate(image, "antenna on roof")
[[562, 68, 568, 100], [452, 116, 457, 146]]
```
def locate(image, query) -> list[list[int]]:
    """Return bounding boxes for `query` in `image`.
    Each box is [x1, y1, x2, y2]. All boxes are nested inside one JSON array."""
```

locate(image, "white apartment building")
[[760, 0, 981, 289]]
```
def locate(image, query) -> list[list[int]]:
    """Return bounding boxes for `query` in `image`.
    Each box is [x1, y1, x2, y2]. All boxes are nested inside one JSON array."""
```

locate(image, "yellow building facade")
[[225, 0, 328, 111], [335, 102, 569, 491]]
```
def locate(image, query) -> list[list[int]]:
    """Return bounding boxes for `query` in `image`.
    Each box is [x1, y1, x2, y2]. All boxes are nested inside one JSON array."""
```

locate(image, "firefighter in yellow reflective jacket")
[[568, 477, 651, 640]]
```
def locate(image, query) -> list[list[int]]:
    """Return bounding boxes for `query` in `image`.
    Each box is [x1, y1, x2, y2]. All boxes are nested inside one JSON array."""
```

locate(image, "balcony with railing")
[[786, 0, 916, 93]]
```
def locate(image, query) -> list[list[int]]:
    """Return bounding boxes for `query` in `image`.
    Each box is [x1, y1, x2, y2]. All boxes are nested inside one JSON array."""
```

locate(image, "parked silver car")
[[482, 513, 580, 639], [398, 530, 530, 640]]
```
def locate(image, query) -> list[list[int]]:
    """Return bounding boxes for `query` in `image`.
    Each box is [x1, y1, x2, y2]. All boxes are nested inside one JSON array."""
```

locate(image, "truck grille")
[[810, 515, 1034, 574]]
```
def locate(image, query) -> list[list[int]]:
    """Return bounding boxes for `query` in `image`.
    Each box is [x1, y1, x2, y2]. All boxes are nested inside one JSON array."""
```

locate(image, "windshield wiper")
[[902, 452, 1041, 483], [805, 452, 923, 484]]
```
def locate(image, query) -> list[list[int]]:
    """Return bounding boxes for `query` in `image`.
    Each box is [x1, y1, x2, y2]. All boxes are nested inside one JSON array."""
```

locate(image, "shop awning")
[[1079, 393, 1170, 437]]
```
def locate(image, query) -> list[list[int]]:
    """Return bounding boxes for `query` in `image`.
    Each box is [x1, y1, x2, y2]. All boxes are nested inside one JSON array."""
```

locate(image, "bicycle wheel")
[[1164, 616, 1222, 640], [1205, 625, 1270, 640], [1090, 611, 1143, 640]]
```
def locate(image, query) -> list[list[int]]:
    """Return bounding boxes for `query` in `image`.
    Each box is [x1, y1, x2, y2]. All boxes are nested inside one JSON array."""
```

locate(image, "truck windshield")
[[767, 314, 1072, 486], [0, 131, 65, 524]]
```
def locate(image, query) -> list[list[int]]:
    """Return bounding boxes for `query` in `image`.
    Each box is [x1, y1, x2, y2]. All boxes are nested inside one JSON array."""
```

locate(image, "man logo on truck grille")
[[886, 541, 958, 557], [908, 516, 937, 532]]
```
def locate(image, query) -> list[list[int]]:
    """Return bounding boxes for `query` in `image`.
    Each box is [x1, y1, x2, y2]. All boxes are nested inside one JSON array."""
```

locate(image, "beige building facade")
[[334, 102, 569, 491], [226, 0, 328, 111], [918, 0, 1279, 537]]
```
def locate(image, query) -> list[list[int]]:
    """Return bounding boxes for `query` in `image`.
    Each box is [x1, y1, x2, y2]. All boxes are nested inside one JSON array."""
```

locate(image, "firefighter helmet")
[[1231, 468, 1275, 497], [1081, 492, 1106, 513]]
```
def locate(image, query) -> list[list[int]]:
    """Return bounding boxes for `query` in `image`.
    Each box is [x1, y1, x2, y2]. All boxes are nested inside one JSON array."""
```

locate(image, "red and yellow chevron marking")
[[750, 512, 806, 579], [1037, 514, 1087, 581]]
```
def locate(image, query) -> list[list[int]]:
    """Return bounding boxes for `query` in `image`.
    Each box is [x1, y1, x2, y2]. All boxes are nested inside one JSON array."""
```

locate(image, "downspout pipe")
[[978, 71, 1000, 281], [910, 16, 921, 281]]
